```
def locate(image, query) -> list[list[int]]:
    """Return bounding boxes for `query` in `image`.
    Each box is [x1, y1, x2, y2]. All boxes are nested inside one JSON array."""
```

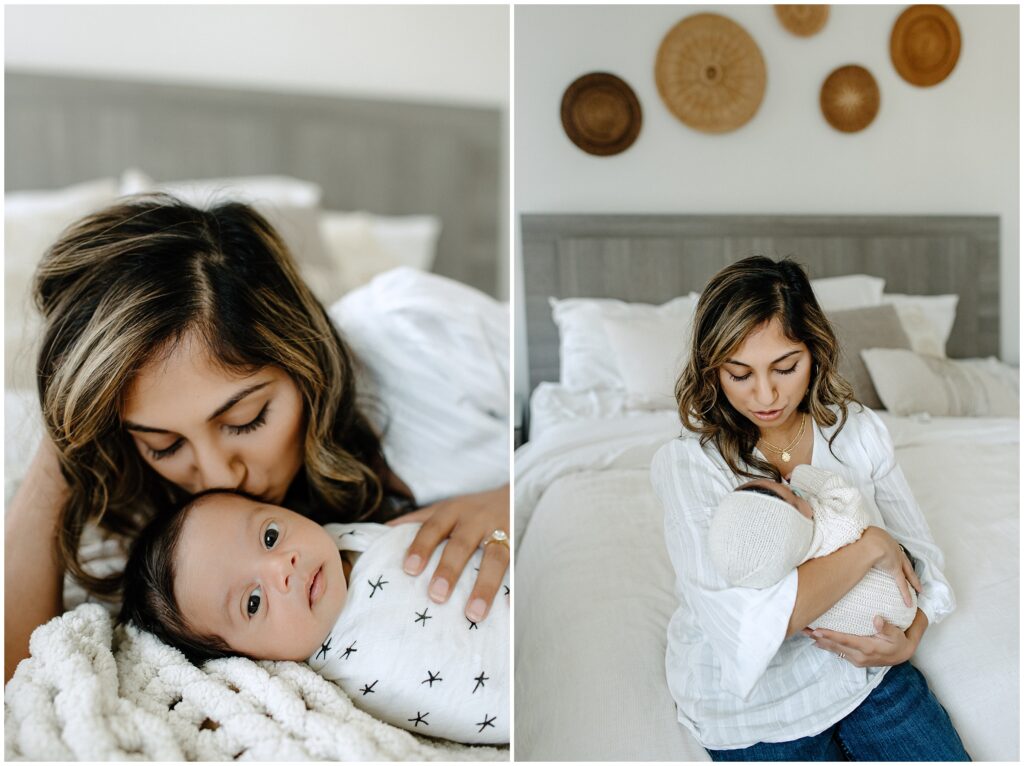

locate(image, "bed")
[[513, 213, 1019, 761], [4, 72, 509, 760]]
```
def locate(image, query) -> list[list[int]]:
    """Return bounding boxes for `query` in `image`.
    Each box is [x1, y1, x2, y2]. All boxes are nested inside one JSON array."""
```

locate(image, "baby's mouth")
[[308, 565, 325, 609]]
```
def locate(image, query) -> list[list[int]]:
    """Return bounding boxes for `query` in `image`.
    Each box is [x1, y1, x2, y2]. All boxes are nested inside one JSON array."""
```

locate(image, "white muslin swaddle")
[[307, 522, 509, 744]]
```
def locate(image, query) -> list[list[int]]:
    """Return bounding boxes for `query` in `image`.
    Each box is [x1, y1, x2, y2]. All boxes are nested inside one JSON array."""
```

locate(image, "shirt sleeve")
[[652, 439, 798, 700], [858, 407, 956, 626]]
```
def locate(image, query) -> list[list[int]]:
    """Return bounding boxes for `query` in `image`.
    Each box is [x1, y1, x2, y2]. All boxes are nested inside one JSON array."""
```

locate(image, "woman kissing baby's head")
[[120, 490, 348, 664]]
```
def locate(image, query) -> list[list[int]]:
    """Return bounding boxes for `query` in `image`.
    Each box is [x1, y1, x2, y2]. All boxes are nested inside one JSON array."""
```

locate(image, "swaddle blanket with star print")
[[308, 522, 509, 745]]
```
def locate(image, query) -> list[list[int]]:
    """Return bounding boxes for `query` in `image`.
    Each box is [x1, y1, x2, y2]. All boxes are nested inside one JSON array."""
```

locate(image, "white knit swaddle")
[[709, 465, 917, 635], [309, 523, 509, 745], [791, 465, 917, 634]]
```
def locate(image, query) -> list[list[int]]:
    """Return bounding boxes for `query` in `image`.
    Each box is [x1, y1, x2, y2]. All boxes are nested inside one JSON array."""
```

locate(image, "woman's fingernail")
[[466, 598, 487, 622], [404, 555, 422, 575], [428, 578, 449, 601]]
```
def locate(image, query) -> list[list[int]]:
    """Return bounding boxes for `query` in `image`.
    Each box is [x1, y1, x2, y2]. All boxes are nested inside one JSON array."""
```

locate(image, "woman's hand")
[[387, 484, 510, 623], [862, 526, 922, 607], [803, 610, 929, 667]]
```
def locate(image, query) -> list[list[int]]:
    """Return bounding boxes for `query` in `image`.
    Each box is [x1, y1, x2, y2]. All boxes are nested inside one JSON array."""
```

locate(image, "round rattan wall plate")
[[560, 72, 642, 156], [655, 13, 767, 134], [820, 65, 880, 133], [775, 5, 829, 37], [890, 5, 961, 87]]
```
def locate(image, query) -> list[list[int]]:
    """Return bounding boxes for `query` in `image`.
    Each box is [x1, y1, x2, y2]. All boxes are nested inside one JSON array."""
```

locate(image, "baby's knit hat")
[[709, 487, 814, 588]]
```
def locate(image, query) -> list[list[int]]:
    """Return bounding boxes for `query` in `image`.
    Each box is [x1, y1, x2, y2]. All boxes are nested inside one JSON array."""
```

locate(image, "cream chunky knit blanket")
[[4, 604, 507, 761]]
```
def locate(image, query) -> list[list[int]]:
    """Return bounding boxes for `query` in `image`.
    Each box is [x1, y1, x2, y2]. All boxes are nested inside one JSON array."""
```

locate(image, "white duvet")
[[515, 389, 1019, 761]]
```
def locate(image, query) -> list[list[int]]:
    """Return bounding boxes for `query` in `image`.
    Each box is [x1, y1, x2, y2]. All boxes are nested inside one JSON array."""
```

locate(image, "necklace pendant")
[[781, 451, 791, 463]]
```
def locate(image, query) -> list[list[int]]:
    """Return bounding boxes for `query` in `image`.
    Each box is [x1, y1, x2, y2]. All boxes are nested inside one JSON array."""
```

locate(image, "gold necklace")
[[759, 413, 806, 463]]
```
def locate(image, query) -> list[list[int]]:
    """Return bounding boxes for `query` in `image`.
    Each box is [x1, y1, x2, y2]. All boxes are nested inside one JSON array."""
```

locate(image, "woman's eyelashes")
[[727, 363, 799, 382], [227, 403, 270, 435], [144, 403, 270, 461]]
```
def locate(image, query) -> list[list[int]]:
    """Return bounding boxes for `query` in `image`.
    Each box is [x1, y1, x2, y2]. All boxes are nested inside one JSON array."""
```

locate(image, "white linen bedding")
[[514, 393, 1019, 761]]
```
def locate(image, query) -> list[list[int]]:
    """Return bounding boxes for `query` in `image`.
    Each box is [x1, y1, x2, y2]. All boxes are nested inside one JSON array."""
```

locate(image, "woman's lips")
[[753, 408, 784, 421], [308, 565, 325, 608]]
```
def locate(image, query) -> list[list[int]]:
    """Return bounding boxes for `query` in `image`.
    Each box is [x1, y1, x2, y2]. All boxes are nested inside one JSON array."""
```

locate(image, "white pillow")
[[550, 294, 699, 392], [318, 211, 442, 293], [5, 177, 122, 389], [860, 348, 1018, 417], [601, 310, 695, 409], [119, 168, 322, 207], [809, 274, 885, 311], [881, 294, 958, 357]]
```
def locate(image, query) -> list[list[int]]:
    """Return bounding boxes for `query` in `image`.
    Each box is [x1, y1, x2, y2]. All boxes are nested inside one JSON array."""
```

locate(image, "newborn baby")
[[708, 464, 917, 635], [120, 491, 509, 745]]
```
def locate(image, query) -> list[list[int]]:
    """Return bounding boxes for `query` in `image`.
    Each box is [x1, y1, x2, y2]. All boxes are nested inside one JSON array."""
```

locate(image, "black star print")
[[368, 574, 388, 598], [504, 585, 510, 597], [472, 671, 489, 693], [315, 635, 333, 661], [408, 711, 429, 727], [421, 670, 443, 687], [476, 714, 496, 733], [338, 529, 359, 538], [467, 618, 479, 630], [341, 640, 357, 660], [414, 608, 433, 626], [360, 680, 378, 695]]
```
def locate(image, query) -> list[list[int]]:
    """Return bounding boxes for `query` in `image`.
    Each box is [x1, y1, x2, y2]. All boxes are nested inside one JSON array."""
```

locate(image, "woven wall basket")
[[561, 72, 642, 156], [890, 4, 961, 87], [820, 65, 880, 133], [655, 13, 767, 134], [775, 5, 830, 37]]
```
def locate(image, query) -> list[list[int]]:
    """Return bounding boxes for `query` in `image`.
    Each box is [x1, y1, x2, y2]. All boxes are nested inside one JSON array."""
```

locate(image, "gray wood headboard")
[[5, 70, 502, 296], [522, 213, 1000, 394]]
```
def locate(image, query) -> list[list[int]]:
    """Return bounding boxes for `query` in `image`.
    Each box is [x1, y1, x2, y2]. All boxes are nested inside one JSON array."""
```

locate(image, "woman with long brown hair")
[[4, 195, 509, 681], [651, 256, 967, 760]]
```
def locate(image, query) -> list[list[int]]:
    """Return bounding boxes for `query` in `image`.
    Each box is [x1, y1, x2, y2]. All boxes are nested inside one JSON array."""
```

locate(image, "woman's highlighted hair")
[[674, 255, 855, 481]]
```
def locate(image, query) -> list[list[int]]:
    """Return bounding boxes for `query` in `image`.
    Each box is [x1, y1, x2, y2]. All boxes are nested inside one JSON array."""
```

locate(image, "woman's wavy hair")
[[34, 194, 408, 599], [674, 255, 856, 481]]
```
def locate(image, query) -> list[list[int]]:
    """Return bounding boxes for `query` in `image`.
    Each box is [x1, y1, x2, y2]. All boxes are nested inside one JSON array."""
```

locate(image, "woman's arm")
[[388, 484, 510, 623], [786, 526, 920, 638], [5, 440, 69, 683]]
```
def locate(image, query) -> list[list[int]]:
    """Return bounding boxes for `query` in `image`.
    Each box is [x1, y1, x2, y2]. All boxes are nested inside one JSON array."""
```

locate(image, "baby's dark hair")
[[118, 489, 254, 665], [735, 484, 786, 502]]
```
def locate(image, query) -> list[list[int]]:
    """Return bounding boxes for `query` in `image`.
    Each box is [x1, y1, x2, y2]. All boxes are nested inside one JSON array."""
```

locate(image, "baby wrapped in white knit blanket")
[[708, 464, 918, 635]]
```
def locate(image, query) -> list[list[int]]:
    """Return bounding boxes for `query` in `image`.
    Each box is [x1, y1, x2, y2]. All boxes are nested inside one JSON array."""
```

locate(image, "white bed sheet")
[[515, 389, 1019, 761]]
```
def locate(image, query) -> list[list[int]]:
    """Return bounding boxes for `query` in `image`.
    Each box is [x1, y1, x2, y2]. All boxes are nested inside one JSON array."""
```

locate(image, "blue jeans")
[[707, 662, 970, 761]]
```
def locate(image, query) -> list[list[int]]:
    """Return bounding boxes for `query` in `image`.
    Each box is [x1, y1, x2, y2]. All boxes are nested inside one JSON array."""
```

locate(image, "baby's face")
[[173, 493, 347, 661], [737, 478, 814, 519]]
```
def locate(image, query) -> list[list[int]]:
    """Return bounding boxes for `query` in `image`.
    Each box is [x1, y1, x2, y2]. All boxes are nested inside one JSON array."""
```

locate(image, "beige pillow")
[[860, 349, 1018, 417], [829, 305, 912, 409]]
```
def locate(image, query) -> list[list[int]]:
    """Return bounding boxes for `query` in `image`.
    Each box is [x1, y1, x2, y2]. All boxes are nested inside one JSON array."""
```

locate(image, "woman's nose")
[[753, 376, 777, 407], [194, 445, 246, 492]]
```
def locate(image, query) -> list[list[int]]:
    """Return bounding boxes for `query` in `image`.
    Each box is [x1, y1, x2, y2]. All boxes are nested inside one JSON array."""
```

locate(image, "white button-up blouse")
[[650, 404, 955, 750]]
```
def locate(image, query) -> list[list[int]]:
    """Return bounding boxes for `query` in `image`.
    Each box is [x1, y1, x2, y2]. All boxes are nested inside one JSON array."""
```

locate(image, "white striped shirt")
[[650, 404, 955, 750]]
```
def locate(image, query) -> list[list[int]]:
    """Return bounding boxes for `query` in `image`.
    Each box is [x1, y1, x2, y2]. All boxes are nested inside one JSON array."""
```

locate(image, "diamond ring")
[[481, 529, 509, 550]]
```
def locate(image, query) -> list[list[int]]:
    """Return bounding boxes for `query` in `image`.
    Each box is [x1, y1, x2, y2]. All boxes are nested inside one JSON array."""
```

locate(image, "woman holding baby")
[[4, 195, 510, 683], [651, 256, 969, 760]]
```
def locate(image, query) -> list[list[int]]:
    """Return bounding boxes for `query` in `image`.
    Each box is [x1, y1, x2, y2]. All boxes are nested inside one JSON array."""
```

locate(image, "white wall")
[[5, 5, 508, 107], [515, 4, 1019, 397]]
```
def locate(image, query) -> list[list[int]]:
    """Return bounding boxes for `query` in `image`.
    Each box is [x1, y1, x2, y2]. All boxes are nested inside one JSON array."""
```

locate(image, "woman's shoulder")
[[651, 431, 735, 505], [818, 401, 885, 439]]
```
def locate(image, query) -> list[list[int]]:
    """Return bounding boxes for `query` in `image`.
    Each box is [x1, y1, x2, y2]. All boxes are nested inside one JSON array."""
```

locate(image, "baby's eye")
[[263, 522, 280, 549], [247, 586, 263, 616]]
